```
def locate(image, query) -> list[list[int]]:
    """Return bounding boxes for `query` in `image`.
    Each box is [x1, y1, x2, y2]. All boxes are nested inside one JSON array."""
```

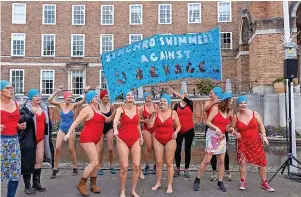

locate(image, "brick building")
[[1, 1, 300, 97]]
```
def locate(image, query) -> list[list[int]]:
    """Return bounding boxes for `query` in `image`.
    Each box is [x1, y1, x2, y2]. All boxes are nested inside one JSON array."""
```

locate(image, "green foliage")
[[272, 77, 284, 85], [196, 78, 216, 95], [52, 121, 84, 133]]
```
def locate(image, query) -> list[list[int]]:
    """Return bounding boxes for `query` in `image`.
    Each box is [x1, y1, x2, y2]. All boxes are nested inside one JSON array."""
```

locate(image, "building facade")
[[1, 1, 300, 97]]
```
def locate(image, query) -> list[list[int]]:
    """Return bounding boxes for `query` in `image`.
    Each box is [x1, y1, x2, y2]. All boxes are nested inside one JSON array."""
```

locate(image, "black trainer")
[[193, 178, 200, 191], [72, 168, 78, 176], [217, 181, 227, 192], [50, 169, 58, 179]]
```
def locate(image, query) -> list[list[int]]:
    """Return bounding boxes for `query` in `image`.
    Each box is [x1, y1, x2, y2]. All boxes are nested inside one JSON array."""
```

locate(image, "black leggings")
[[205, 126, 230, 171], [175, 128, 195, 169]]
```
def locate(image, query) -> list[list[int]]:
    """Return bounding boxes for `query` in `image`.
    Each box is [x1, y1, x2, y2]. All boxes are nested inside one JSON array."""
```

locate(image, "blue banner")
[[101, 27, 222, 101]]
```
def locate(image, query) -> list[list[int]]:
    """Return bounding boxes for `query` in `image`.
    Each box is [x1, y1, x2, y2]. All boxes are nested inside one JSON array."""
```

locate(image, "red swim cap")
[[64, 91, 72, 100], [99, 90, 108, 99]]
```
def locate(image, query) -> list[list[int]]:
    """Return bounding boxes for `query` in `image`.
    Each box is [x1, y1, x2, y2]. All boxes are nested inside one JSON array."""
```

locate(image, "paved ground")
[[1, 169, 301, 197]]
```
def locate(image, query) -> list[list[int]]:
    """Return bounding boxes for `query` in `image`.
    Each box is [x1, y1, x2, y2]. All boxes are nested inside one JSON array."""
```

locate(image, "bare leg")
[[68, 131, 77, 168], [165, 140, 177, 194], [35, 140, 45, 168], [116, 139, 129, 197], [54, 131, 65, 169], [143, 130, 153, 165], [240, 158, 248, 181], [258, 166, 267, 181], [152, 138, 164, 191], [131, 141, 141, 197], [98, 136, 104, 170], [196, 153, 213, 178], [106, 129, 114, 168], [81, 143, 99, 178], [217, 153, 225, 182]]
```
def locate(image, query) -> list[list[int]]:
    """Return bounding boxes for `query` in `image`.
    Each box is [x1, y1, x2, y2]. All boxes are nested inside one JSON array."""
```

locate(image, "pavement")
[[1, 168, 301, 197]]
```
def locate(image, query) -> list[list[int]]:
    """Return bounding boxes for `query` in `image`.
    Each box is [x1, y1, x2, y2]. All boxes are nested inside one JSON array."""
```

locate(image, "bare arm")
[[113, 107, 123, 135], [172, 110, 181, 134], [204, 100, 216, 112], [65, 106, 90, 139], [147, 110, 157, 128], [170, 89, 185, 100], [205, 107, 219, 131], [104, 110, 116, 123], [139, 105, 146, 123], [48, 88, 62, 107], [254, 111, 266, 135], [73, 85, 90, 109]]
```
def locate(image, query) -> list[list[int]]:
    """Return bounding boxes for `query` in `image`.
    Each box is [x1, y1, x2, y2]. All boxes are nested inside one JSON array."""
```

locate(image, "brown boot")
[[76, 177, 89, 196], [90, 177, 101, 193]]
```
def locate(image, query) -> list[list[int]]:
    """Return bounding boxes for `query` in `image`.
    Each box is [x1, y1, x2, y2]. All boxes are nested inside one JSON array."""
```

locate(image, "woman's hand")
[[17, 122, 26, 130], [64, 133, 71, 142], [233, 131, 241, 139], [139, 137, 144, 145], [57, 86, 63, 92], [0, 124, 5, 132], [113, 129, 119, 137], [262, 136, 269, 146], [172, 132, 178, 139], [84, 85, 90, 93]]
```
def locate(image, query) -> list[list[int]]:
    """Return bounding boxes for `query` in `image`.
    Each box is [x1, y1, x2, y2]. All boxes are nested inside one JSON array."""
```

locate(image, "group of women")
[[0, 79, 275, 197]]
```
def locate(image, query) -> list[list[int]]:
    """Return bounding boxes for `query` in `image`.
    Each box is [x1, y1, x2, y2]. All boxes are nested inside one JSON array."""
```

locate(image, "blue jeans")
[[7, 180, 19, 197]]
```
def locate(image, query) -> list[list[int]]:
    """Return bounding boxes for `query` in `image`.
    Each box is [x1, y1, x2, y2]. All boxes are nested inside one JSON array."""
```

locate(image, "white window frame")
[[11, 33, 26, 57], [40, 70, 55, 95], [129, 34, 143, 44], [72, 5, 85, 25], [12, 3, 26, 24], [101, 5, 114, 25], [9, 69, 24, 95], [70, 70, 85, 95], [187, 3, 201, 24], [129, 4, 143, 25], [41, 34, 55, 57], [42, 4, 56, 25], [100, 34, 114, 54], [218, 1, 232, 22], [158, 4, 172, 25], [220, 32, 232, 50], [71, 34, 85, 57], [99, 70, 107, 89]]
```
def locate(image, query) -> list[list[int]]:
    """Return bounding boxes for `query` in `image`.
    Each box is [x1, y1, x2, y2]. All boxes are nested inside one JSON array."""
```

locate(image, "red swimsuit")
[[80, 107, 105, 144], [36, 112, 46, 144], [176, 104, 194, 134], [236, 112, 267, 167], [118, 107, 140, 148], [0, 102, 20, 136], [154, 111, 174, 146], [211, 110, 230, 134], [142, 104, 155, 134]]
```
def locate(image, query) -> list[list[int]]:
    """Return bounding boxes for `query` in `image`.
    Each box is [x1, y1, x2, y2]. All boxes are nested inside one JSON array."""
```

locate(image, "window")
[[99, 70, 107, 89], [11, 33, 25, 56], [71, 70, 84, 95], [41, 34, 55, 56], [220, 32, 232, 50], [130, 4, 142, 25], [12, 3, 26, 24], [40, 70, 54, 95], [43, 4, 56, 24], [218, 1, 231, 22], [188, 3, 201, 23], [10, 69, 24, 94], [158, 4, 172, 24], [72, 5, 85, 25], [71, 34, 85, 57], [129, 34, 143, 44], [101, 5, 114, 25], [100, 34, 114, 54]]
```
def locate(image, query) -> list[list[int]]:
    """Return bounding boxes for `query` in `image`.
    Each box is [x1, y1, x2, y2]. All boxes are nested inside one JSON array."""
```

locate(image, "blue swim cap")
[[220, 92, 232, 101], [161, 93, 171, 105], [86, 91, 97, 103], [123, 90, 134, 101], [212, 87, 222, 98], [237, 95, 248, 104], [143, 92, 151, 100], [0, 80, 9, 91], [28, 89, 40, 100]]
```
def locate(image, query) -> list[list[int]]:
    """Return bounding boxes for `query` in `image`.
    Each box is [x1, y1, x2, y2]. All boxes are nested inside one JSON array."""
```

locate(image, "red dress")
[[1, 102, 20, 136], [236, 111, 267, 167], [154, 111, 174, 146], [36, 112, 46, 143], [176, 104, 194, 134], [80, 107, 105, 144], [118, 107, 140, 148], [142, 104, 155, 134]]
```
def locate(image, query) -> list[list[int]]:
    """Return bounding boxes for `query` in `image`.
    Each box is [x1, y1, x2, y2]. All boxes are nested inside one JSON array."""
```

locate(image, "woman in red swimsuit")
[[231, 95, 274, 192], [193, 92, 233, 193], [113, 91, 143, 197], [139, 92, 158, 176], [64, 91, 115, 197], [148, 93, 181, 194]]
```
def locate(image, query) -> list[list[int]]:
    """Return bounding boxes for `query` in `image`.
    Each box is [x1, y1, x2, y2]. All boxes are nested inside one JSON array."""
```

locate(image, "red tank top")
[[118, 106, 140, 147], [154, 111, 174, 145], [36, 112, 46, 143], [236, 111, 259, 138], [211, 109, 230, 134], [176, 103, 194, 133], [142, 104, 156, 134], [0, 102, 20, 136]]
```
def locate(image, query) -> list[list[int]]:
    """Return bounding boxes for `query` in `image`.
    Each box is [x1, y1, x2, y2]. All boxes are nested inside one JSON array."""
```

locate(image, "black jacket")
[[18, 100, 54, 174]]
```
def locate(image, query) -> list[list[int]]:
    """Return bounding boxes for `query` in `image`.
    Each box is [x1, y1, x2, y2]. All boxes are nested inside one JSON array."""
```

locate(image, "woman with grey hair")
[[19, 89, 54, 195]]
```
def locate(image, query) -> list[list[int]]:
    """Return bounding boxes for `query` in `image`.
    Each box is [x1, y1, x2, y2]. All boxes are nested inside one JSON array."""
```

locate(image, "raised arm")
[[169, 88, 185, 100], [48, 86, 63, 107], [73, 85, 90, 109]]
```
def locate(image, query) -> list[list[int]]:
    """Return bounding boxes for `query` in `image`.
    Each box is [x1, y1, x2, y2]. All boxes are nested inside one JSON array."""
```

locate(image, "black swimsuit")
[[103, 110, 113, 134]]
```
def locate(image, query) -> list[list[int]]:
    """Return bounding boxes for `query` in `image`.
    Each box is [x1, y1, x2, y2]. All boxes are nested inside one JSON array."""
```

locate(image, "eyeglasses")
[[4, 86, 14, 90]]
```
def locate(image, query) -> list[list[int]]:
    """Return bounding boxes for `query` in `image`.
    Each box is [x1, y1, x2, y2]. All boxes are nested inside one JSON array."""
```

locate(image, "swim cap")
[[28, 89, 40, 101]]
